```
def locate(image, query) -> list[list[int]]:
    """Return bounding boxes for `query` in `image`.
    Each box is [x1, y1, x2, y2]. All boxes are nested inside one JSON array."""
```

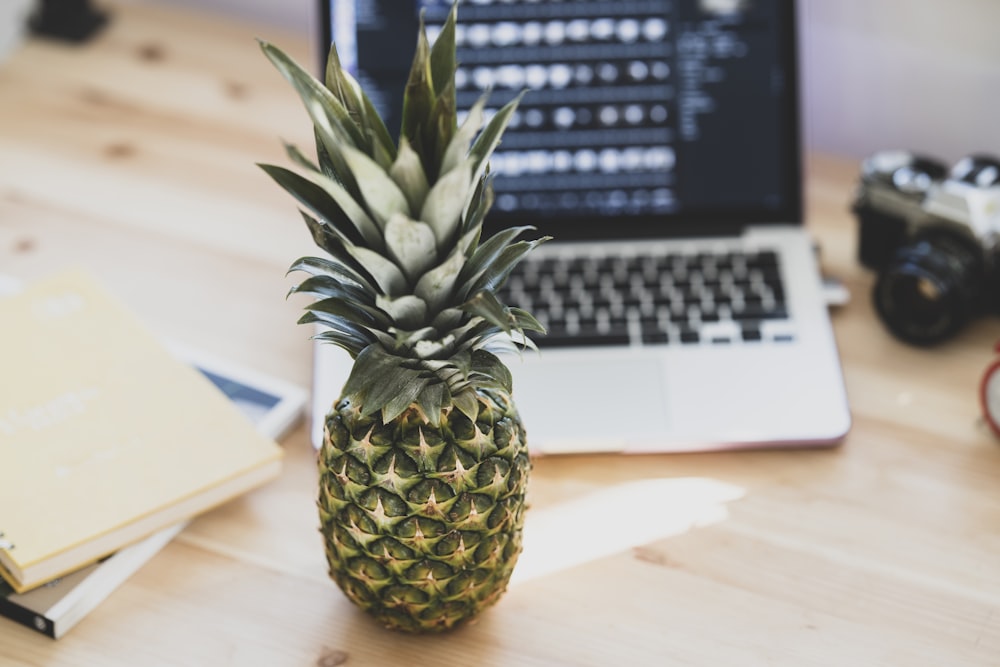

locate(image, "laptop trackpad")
[[510, 356, 667, 452]]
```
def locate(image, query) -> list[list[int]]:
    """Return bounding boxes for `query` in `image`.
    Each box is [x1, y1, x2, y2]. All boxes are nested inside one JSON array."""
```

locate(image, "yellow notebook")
[[0, 271, 283, 593]]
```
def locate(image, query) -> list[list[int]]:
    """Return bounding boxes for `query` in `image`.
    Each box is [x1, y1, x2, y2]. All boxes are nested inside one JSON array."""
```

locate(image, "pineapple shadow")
[[511, 476, 745, 585]]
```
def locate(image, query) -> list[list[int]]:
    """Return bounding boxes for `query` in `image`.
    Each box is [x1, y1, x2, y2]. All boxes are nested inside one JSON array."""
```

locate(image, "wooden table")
[[1, 3, 998, 665]]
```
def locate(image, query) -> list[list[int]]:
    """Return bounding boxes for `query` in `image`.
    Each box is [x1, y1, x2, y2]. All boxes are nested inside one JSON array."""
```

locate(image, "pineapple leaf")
[[469, 91, 526, 183], [375, 294, 428, 330], [262, 48, 363, 197], [297, 206, 356, 252], [342, 146, 411, 228], [420, 161, 471, 247], [417, 381, 450, 426], [342, 345, 397, 397], [457, 224, 482, 258], [283, 140, 320, 171], [446, 315, 490, 348], [313, 127, 363, 200], [440, 94, 485, 178], [305, 170, 384, 249], [344, 245, 408, 296], [313, 128, 339, 181], [401, 23, 434, 161], [431, 307, 463, 332], [294, 211, 380, 287], [312, 329, 370, 359], [307, 296, 389, 327], [389, 138, 430, 213], [384, 213, 438, 281], [456, 225, 535, 296], [483, 330, 539, 356], [462, 174, 495, 236], [323, 42, 364, 130], [395, 326, 438, 347], [470, 349, 513, 394], [453, 389, 479, 422], [285, 141, 357, 201], [286, 255, 374, 293], [479, 333, 518, 356], [324, 43, 396, 166], [429, 3, 458, 99], [355, 78, 398, 168], [429, 78, 457, 173], [289, 274, 374, 307], [345, 348, 428, 419], [259, 162, 382, 249], [460, 290, 513, 334], [413, 334, 457, 359], [258, 164, 364, 248], [510, 307, 546, 334], [381, 374, 431, 423], [414, 249, 465, 314], [259, 41, 367, 150], [447, 348, 473, 377], [469, 237, 550, 294], [300, 311, 378, 348]]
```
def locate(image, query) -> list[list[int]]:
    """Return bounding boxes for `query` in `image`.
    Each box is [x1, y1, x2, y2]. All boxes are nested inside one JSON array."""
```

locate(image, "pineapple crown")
[[258, 4, 547, 425]]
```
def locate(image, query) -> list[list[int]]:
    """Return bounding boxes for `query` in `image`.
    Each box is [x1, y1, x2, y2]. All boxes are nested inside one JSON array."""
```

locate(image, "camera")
[[853, 150, 1000, 345]]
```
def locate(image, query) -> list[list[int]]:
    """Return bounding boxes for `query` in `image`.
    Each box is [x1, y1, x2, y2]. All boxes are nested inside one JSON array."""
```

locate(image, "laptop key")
[[749, 250, 779, 268], [683, 293, 702, 306], [534, 331, 631, 347], [762, 306, 789, 320], [669, 309, 690, 324], [733, 304, 788, 320], [679, 328, 700, 344], [642, 330, 669, 345]]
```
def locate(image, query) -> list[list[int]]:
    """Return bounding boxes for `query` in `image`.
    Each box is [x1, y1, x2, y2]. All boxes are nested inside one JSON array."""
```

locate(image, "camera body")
[[853, 150, 1000, 345]]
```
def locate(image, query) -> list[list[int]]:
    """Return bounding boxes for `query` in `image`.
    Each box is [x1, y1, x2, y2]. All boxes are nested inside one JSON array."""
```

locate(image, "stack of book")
[[0, 272, 306, 638]]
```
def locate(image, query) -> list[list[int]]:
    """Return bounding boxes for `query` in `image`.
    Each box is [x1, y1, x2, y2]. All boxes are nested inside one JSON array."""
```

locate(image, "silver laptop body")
[[311, 0, 851, 454]]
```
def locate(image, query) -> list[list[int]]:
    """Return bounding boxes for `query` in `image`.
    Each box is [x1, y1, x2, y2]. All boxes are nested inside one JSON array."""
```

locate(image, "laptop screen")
[[318, 0, 802, 240]]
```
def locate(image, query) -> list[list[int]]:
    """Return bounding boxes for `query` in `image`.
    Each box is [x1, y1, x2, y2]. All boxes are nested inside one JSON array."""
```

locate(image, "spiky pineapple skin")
[[318, 389, 530, 633]]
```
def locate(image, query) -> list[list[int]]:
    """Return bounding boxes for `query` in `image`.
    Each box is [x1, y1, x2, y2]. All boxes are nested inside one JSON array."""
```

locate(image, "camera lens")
[[873, 234, 981, 345]]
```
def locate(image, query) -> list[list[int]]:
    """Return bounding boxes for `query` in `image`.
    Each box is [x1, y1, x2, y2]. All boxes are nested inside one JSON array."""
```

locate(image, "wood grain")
[[1, 3, 998, 665]]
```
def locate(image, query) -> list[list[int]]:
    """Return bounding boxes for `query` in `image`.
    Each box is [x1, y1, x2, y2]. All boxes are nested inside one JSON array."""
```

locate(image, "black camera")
[[853, 150, 1000, 346]]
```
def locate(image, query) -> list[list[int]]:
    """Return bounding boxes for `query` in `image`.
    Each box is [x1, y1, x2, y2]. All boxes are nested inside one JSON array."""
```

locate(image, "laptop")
[[311, 0, 851, 454]]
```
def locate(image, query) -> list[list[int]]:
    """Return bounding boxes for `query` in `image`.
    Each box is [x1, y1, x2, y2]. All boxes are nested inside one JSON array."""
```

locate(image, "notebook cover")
[[0, 271, 283, 592]]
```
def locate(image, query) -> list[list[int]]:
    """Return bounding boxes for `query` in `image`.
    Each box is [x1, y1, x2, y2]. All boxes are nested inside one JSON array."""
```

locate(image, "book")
[[0, 341, 306, 638], [166, 341, 307, 443], [0, 524, 184, 639], [0, 270, 284, 594]]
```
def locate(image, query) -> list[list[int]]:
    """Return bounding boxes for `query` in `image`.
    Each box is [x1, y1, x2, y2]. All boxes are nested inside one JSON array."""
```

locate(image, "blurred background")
[[125, 0, 1000, 163], [3, 0, 999, 163]]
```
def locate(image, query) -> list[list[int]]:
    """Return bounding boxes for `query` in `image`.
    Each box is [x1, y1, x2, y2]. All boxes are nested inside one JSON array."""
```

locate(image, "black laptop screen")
[[318, 0, 802, 239]]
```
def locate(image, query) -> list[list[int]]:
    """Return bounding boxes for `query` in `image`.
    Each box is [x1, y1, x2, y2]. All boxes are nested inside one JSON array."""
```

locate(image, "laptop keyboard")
[[498, 248, 791, 347]]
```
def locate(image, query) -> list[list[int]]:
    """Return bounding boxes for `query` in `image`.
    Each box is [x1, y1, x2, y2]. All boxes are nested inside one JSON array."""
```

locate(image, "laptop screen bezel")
[[316, 0, 804, 240]]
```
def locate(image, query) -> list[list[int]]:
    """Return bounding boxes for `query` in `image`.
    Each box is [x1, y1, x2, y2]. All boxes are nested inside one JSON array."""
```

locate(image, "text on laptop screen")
[[322, 0, 801, 235]]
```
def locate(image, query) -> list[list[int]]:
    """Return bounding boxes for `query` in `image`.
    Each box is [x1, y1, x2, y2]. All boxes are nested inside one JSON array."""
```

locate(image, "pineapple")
[[259, 5, 546, 633]]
